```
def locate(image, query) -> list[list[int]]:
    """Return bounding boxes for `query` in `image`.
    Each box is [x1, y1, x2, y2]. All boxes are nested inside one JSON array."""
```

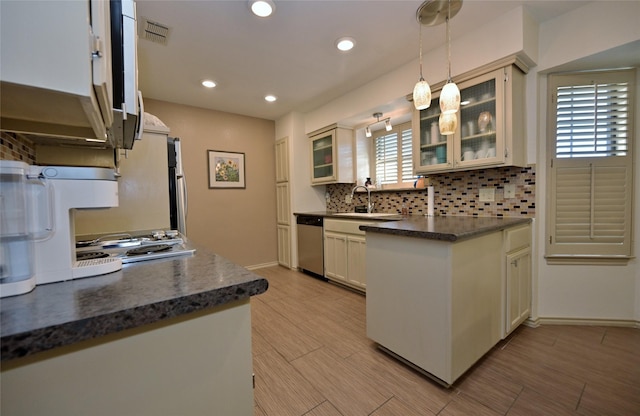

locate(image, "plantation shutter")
[[555, 82, 629, 158], [547, 69, 635, 260], [401, 128, 414, 182], [375, 132, 398, 184], [373, 121, 415, 185]]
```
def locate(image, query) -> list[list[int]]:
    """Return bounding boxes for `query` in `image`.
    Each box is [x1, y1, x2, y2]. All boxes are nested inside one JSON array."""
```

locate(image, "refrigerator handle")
[[181, 173, 188, 232]]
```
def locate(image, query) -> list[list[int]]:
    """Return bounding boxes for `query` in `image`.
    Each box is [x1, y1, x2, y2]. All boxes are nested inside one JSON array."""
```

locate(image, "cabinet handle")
[[511, 260, 519, 267], [91, 35, 103, 58]]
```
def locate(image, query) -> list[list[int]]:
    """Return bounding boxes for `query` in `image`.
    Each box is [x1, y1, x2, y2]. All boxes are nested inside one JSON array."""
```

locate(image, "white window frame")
[[546, 68, 635, 264], [370, 121, 416, 188]]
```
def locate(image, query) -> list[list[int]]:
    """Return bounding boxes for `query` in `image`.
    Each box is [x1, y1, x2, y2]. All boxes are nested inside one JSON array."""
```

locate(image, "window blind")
[[375, 132, 398, 184], [373, 123, 415, 185], [553, 162, 628, 245], [556, 82, 629, 158], [401, 128, 414, 182], [546, 69, 635, 260]]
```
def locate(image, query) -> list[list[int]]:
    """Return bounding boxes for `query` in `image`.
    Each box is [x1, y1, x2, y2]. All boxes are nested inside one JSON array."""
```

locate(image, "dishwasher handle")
[[296, 216, 323, 226]]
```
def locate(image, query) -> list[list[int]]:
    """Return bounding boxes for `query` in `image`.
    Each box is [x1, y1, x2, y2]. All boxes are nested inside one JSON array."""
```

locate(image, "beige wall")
[[144, 99, 276, 268]]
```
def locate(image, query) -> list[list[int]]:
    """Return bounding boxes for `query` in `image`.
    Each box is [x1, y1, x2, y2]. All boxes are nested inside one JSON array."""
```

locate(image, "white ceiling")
[[136, 0, 591, 122]]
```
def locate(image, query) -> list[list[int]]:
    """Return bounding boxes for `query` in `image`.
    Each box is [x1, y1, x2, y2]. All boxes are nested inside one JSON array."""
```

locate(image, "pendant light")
[[439, 112, 457, 135], [439, 0, 460, 115], [412, 22, 431, 110], [414, 1, 463, 112]]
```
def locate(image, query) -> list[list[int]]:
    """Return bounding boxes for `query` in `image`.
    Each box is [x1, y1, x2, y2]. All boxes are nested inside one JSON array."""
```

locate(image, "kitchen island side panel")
[[366, 230, 503, 385], [1, 299, 254, 416], [366, 233, 453, 382]]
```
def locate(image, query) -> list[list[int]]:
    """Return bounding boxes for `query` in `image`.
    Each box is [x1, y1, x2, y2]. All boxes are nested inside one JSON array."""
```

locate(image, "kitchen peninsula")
[[1, 245, 268, 415], [362, 216, 532, 386]]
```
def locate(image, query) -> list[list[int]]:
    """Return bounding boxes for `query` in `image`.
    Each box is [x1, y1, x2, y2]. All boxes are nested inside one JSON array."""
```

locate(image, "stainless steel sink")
[[332, 212, 402, 220]]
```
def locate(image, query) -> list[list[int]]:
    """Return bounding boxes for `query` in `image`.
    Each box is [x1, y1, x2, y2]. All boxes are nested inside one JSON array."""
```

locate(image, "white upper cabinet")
[[309, 125, 354, 185], [275, 137, 289, 183], [413, 64, 526, 174], [0, 0, 113, 144]]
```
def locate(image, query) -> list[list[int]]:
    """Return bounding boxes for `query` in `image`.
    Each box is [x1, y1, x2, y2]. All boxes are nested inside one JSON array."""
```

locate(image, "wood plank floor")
[[251, 266, 640, 416]]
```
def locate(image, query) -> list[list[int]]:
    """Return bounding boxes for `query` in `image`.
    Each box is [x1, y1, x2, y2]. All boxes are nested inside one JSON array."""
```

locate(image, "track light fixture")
[[364, 112, 392, 138]]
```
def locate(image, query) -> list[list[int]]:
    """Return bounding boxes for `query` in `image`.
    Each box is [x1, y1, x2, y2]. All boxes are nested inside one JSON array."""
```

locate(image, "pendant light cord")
[[418, 20, 424, 81], [446, 0, 452, 82]]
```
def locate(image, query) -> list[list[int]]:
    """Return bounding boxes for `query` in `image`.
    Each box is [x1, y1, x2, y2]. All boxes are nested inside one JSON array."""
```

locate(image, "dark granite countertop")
[[294, 211, 403, 220], [0, 243, 268, 362], [360, 216, 531, 241]]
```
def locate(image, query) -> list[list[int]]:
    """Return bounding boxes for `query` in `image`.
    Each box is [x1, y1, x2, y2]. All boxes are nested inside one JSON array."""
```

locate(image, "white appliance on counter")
[[74, 113, 188, 237], [0, 162, 122, 297], [32, 166, 122, 285]]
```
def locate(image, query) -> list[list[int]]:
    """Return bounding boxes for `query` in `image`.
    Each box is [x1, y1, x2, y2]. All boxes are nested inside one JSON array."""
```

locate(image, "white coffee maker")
[[0, 162, 122, 297]]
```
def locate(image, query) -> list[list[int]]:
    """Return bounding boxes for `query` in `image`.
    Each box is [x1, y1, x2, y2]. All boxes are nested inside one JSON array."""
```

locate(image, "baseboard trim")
[[528, 317, 640, 329], [245, 261, 280, 270]]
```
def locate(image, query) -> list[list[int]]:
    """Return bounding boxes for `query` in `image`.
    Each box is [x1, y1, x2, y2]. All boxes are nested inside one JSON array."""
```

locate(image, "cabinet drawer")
[[505, 224, 531, 253], [324, 219, 374, 235]]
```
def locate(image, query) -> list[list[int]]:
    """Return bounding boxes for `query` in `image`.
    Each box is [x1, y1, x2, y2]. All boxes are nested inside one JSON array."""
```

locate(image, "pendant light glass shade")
[[413, 79, 432, 110], [413, 20, 431, 110], [439, 112, 457, 135], [440, 1, 460, 114], [440, 82, 460, 114]]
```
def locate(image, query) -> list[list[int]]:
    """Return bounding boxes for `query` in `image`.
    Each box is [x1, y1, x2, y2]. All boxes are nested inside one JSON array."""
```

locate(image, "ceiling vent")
[[140, 18, 170, 46]]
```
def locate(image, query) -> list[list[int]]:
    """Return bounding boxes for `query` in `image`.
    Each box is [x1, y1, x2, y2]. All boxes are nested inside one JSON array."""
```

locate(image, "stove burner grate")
[[77, 251, 110, 260], [125, 244, 174, 256]]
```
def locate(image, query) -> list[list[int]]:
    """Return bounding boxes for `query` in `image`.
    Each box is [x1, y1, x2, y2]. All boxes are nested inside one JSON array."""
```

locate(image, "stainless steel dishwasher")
[[296, 215, 325, 279]]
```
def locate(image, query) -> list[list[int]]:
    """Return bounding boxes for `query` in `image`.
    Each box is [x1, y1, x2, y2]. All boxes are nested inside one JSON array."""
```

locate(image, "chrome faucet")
[[351, 185, 374, 213]]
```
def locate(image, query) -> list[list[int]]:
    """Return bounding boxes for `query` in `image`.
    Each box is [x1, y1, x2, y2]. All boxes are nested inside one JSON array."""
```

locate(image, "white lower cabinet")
[[323, 219, 371, 292], [1, 300, 254, 415], [346, 235, 367, 289], [277, 224, 291, 268], [504, 224, 532, 336]]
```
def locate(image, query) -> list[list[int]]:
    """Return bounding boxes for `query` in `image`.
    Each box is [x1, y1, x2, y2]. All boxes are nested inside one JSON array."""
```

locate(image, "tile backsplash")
[[0, 132, 35, 163], [327, 165, 535, 218]]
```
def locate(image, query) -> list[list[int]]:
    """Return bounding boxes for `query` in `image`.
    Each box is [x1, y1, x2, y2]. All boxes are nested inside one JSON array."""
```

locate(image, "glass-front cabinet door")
[[413, 64, 525, 175], [455, 69, 505, 168], [309, 125, 354, 185], [311, 130, 335, 183], [413, 95, 454, 172]]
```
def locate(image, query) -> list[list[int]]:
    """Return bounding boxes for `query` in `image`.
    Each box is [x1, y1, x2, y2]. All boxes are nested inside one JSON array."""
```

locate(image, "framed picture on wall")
[[207, 150, 246, 189]]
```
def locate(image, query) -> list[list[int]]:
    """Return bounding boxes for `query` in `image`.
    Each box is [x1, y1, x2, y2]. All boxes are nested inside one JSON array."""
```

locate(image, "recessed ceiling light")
[[265, 95, 277, 102], [336, 37, 356, 52], [201, 80, 216, 88], [250, 0, 275, 17]]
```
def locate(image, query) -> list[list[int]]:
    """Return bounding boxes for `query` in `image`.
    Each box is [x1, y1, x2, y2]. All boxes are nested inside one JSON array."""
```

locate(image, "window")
[[373, 121, 416, 186], [546, 69, 635, 262]]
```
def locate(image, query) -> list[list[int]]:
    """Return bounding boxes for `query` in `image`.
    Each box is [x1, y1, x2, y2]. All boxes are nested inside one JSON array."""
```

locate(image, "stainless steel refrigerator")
[[168, 137, 187, 235], [74, 114, 187, 237]]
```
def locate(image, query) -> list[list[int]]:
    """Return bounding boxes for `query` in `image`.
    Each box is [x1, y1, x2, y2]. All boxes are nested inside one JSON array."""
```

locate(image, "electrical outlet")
[[479, 188, 495, 202], [325, 192, 330, 203], [504, 184, 516, 199], [345, 195, 352, 204]]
